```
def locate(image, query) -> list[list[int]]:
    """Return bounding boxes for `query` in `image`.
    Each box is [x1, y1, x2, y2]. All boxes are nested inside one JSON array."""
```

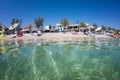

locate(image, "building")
[[68, 24, 79, 31]]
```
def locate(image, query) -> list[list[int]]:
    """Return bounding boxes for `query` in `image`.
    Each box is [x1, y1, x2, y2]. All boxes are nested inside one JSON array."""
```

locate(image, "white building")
[[56, 23, 64, 32], [44, 25, 50, 30]]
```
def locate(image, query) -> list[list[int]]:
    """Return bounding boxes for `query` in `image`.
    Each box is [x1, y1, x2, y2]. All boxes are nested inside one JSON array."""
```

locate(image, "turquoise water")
[[0, 38, 120, 80]]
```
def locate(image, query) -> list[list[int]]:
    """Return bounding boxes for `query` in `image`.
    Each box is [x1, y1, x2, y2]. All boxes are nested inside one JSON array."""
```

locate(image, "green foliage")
[[0, 22, 2, 31], [67, 26, 71, 31], [0, 22, 2, 26], [92, 23, 98, 29], [49, 25, 52, 32], [79, 22, 86, 27], [11, 18, 22, 25], [11, 18, 15, 25], [108, 27, 112, 30], [0, 26, 2, 31], [111, 28, 115, 31], [49, 25, 52, 29], [0, 25, 2, 28], [34, 17, 44, 28], [102, 25, 107, 31], [60, 18, 69, 26]]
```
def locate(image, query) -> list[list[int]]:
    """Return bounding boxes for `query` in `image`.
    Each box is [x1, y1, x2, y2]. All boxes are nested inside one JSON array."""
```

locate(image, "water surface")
[[0, 38, 120, 80]]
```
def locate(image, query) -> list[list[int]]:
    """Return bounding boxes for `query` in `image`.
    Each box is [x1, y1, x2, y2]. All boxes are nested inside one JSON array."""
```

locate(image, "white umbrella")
[[9, 23, 19, 30], [95, 27, 102, 31]]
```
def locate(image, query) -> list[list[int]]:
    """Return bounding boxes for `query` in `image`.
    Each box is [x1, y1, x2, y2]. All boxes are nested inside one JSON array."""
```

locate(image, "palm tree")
[[108, 27, 112, 30], [10, 18, 22, 34], [49, 25, 52, 32], [79, 22, 86, 27], [92, 23, 98, 29], [34, 17, 44, 29], [92, 23, 98, 32], [101, 25, 107, 31], [11, 18, 16, 25], [79, 22, 86, 32], [60, 18, 69, 30], [0, 23, 2, 31], [11, 18, 22, 25]]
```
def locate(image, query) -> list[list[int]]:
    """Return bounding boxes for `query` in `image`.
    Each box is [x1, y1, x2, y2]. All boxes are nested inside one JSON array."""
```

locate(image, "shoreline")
[[0, 32, 113, 42]]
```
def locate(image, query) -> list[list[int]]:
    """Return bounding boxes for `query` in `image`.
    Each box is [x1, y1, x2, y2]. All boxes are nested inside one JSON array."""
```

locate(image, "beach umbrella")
[[9, 23, 19, 30], [95, 27, 102, 31]]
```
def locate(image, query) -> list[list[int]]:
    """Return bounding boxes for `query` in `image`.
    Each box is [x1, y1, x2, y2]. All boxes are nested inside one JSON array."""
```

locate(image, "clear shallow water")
[[0, 38, 120, 80]]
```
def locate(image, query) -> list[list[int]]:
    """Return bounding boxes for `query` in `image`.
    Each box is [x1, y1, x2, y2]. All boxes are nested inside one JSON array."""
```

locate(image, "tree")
[[60, 18, 69, 30], [11, 18, 22, 28], [11, 18, 22, 25], [11, 18, 16, 25], [0, 22, 2, 31], [34, 17, 44, 28], [0, 22, 2, 26], [108, 27, 112, 30], [92, 23, 98, 29], [79, 22, 86, 27], [49, 25, 52, 32], [111, 28, 115, 31], [10, 18, 22, 34], [102, 25, 107, 31], [79, 22, 87, 32], [60, 18, 69, 26], [16, 18, 19, 23]]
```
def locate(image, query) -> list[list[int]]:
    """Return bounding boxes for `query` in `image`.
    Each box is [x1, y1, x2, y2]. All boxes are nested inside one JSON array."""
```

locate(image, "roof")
[[69, 24, 79, 26]]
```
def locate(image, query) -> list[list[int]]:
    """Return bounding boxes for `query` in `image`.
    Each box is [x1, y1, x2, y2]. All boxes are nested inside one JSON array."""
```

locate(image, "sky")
[[0, 0, 120, 29]]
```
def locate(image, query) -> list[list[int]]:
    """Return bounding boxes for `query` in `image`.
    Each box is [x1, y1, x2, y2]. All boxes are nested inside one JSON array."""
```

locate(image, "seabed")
[[0, 38, 120, 80]]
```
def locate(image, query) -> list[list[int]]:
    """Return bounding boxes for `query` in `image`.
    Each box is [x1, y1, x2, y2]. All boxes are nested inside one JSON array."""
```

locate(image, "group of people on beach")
[[32, 30, 41, 36], [83, 29, 90, 35], [12, 28, 42, 38], [12, 28, 23, 38]]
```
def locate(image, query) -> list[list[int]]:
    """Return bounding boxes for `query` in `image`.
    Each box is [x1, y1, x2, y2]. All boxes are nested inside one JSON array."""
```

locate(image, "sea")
[[0, 38, 120, 80]]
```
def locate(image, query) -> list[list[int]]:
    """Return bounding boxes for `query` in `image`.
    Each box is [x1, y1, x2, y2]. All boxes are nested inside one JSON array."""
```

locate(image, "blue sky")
[[0, 0, 120, 29]]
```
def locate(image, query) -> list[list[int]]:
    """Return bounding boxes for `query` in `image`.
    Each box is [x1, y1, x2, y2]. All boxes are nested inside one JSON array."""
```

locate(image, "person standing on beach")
[[17, 28, 23, 37], [37, 30, 41, 36]]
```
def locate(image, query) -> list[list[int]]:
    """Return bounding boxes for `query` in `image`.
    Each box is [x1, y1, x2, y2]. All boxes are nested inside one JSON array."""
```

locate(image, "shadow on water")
[[0, 38, 120, 80]]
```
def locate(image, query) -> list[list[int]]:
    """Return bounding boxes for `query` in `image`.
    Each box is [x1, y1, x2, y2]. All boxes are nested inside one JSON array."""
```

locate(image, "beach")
[[0, 32, 111, 41]]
